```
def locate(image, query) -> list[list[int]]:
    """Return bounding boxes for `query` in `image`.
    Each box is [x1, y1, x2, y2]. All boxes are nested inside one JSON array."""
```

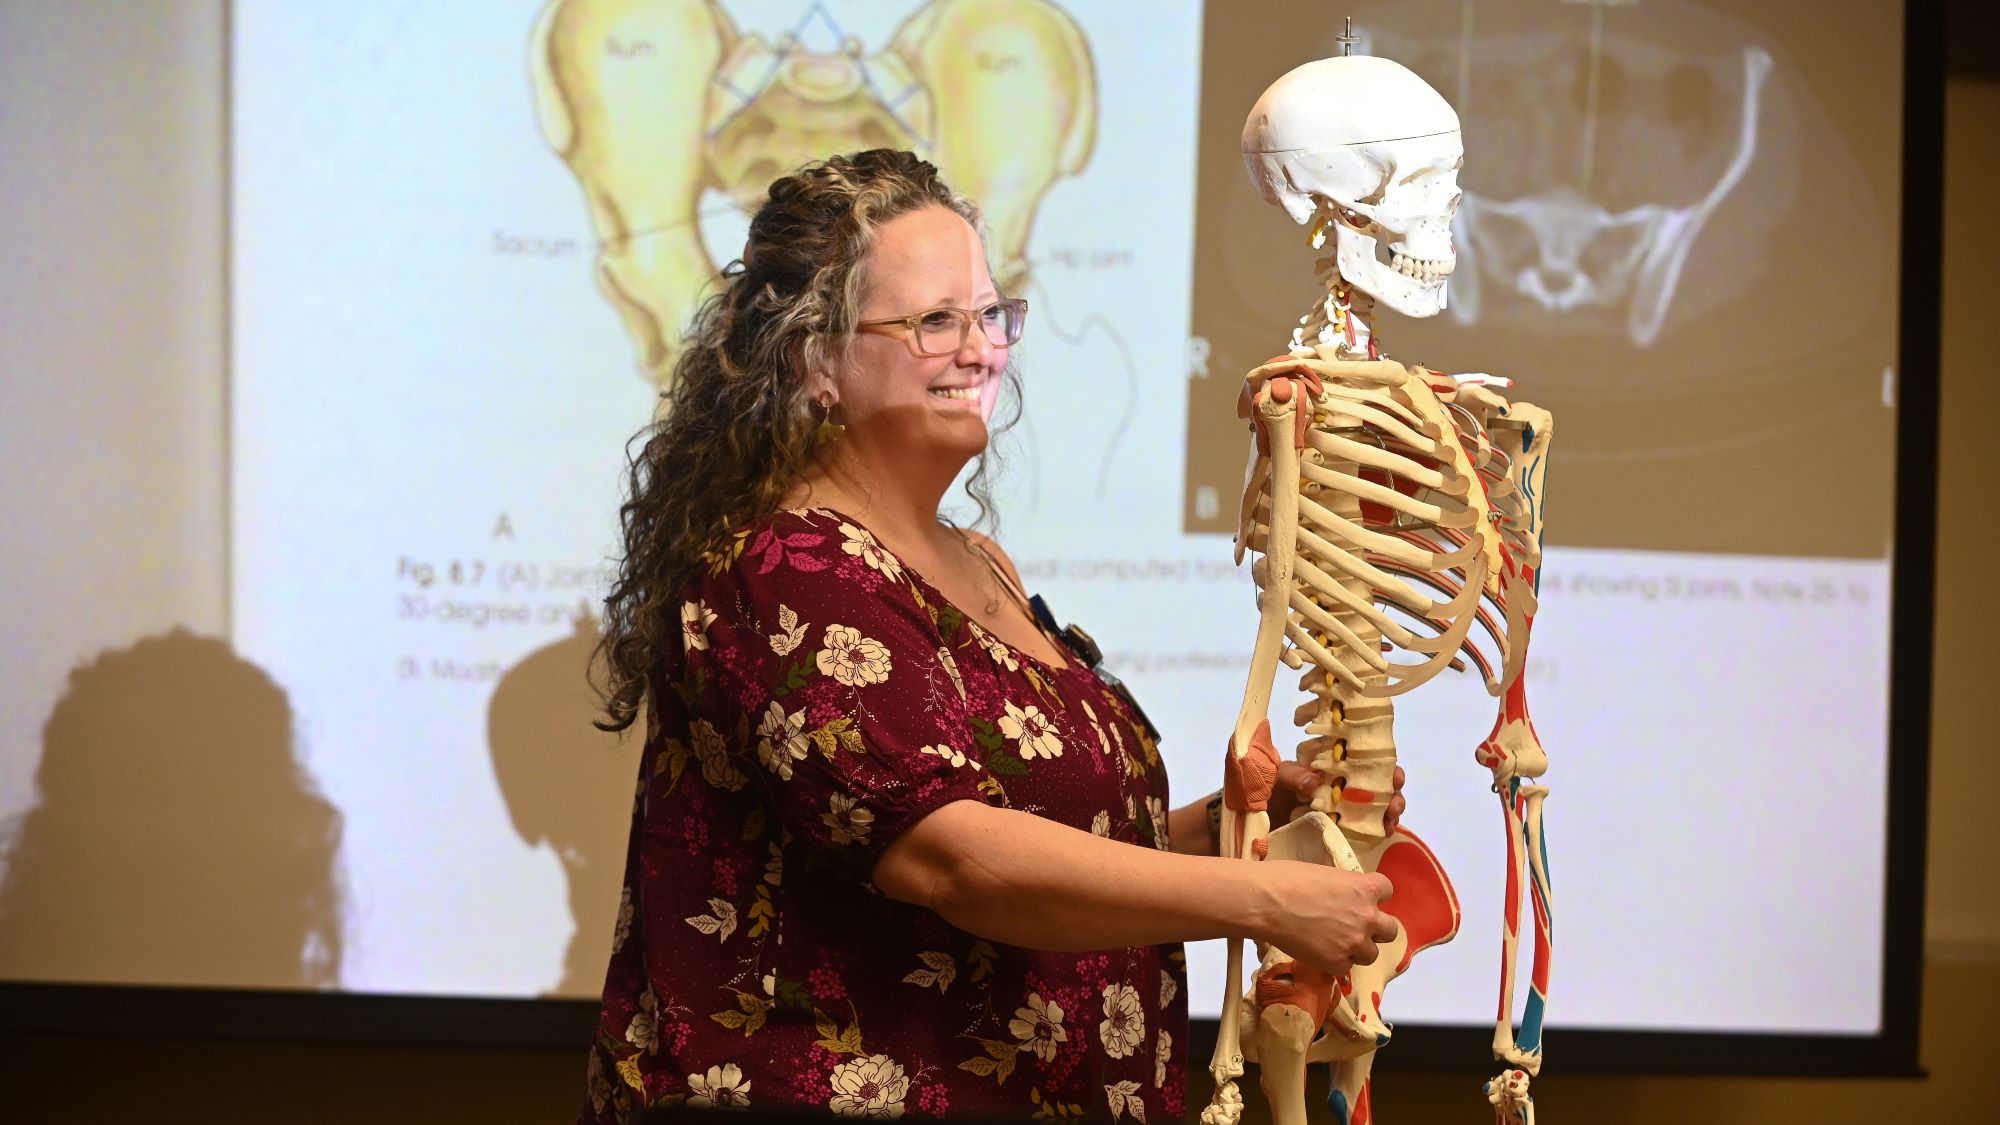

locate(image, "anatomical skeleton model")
[[1203, 49, 1556, 1125]]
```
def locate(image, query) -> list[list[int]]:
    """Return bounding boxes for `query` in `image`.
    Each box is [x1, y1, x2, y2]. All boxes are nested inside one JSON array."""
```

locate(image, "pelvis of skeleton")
[[531, 0, 1098, 384], [1242, 813, 1461, 1065]]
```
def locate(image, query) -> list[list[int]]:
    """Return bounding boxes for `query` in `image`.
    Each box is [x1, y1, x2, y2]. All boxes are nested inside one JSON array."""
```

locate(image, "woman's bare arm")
[[874, 799, 1395, 976], [1167, 794, 1219, 856]]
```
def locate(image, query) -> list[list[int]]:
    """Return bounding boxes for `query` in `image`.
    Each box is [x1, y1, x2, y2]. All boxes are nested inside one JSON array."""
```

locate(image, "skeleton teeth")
[[1389, 251, 1454, 284]]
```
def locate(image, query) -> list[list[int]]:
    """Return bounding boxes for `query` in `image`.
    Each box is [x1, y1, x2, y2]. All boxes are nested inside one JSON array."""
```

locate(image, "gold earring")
[[814, 390, 845, 446]]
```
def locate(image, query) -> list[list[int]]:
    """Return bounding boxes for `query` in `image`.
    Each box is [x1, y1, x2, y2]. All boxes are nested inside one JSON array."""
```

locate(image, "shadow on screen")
[[0, 628, 345, 988], [488, 610, 642, 998]]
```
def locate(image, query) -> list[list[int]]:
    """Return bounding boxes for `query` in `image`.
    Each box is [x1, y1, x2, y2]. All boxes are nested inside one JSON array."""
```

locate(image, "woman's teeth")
[[930, 387, 977, 401]]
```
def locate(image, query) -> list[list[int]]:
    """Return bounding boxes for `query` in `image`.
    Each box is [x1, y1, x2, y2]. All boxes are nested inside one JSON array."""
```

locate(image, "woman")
[[579, 149, 1402, 1122]]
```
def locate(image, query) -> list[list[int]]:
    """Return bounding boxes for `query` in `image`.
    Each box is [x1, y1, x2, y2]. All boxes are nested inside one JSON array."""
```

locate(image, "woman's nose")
[[957, 323, 1004, 368]]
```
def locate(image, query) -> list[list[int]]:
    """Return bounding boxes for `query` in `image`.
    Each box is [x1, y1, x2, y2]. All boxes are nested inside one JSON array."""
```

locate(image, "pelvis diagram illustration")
[[530, 0, 1096, 384], [1204, 55, 1556, 1125]]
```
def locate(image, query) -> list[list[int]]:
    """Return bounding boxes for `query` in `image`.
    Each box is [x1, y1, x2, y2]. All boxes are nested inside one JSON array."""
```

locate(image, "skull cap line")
[[1241, 55, 1461, 152], [1245, 128, 1462, 155]]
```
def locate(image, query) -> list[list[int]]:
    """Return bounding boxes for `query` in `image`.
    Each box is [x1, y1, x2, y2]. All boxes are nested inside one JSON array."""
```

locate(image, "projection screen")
[[0, 0, 1932, 1076]]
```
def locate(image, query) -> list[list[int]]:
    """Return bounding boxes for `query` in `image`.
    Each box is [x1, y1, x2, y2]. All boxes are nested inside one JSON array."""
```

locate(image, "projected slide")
[[530, 0, 1101, 388], [217, 0, 1898, 1042], [231, 0, 1202, 998], [1188, 0, 1900, 558]]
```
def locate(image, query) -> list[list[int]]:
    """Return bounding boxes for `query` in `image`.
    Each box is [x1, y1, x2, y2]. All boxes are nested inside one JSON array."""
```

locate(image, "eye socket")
[[977, 303, 1006, 325], [918, 309, 959, 330]]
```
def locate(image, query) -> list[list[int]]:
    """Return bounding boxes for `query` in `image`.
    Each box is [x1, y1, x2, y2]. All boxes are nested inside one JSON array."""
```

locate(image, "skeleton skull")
[[1242, 55, 1463, 318]]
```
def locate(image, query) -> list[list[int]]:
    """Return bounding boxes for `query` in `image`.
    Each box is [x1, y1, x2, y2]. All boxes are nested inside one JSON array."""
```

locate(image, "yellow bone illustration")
[[531, 0, 1095, 385]]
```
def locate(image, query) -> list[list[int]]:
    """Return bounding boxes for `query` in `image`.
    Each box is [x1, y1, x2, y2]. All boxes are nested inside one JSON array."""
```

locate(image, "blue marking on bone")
[[1536, 812, 1554, 930], [1518, 989, 1546, 1053]]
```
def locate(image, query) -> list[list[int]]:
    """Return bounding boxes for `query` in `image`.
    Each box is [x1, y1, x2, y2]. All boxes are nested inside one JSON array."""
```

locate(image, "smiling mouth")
[[929, 386, 980, 401]]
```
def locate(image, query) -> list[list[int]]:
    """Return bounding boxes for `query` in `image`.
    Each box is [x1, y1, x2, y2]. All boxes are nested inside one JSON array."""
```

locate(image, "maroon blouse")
[[579, 508, 1189, 1122]]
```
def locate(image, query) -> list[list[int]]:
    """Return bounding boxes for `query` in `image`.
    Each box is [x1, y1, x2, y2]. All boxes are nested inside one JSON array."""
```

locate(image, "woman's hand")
[[880, 800, 1400, 963], [1253, 861, 1399, 977], [1267, 762, 1408, 835]]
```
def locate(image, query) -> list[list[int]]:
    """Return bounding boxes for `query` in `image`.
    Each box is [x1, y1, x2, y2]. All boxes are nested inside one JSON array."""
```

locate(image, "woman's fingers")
[[1276, 759, 1321, 799], [1384, 766, 1408, 833], [1268, 760, 1321, 826], [1273, 761, 1407, 831]]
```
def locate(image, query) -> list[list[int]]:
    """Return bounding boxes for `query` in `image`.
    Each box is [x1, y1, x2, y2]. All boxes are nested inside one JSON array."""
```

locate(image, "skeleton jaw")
[[1332, 207, 1455, 319], [1291, 204, 1457, 358]]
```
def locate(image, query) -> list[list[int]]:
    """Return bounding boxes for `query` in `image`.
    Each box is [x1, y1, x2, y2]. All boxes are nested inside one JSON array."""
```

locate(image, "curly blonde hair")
[[594, 149, 1015, 732]]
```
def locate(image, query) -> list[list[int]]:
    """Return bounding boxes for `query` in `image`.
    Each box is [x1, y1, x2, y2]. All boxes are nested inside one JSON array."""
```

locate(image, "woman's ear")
[[793, 340, 842, 404], [805, 368, 839, 405], [811, 351, 850, 405]]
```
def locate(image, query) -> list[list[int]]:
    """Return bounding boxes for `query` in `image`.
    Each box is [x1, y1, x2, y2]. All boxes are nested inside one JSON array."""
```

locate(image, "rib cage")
[[1239, 358, 1546, 703]]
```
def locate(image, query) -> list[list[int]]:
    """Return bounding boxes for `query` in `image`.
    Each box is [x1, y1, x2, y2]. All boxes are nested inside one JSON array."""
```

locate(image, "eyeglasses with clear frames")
[[854, 298, 1028, 357]]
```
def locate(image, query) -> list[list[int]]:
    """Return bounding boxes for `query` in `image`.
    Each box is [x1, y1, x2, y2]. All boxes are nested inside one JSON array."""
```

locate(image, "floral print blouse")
[[579, 508, 1189, 1122]]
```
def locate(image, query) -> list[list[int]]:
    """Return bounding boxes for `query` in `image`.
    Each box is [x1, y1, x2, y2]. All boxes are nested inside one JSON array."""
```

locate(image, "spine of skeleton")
[[1291, 262, 1338, 356], [1294, 426, 1395, 837]]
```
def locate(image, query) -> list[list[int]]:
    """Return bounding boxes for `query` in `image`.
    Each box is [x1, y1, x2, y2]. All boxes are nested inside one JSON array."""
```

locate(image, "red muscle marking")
[[1532, 913, 1551, 993], [1223, 720, 1281, 813], [1375, 829, 1463, 974], [1254, 959, 1338, 1029], [1340, 787, 1376, 804], [1247, 361, 1325, 453], [1251, 837, 1270, 860]]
